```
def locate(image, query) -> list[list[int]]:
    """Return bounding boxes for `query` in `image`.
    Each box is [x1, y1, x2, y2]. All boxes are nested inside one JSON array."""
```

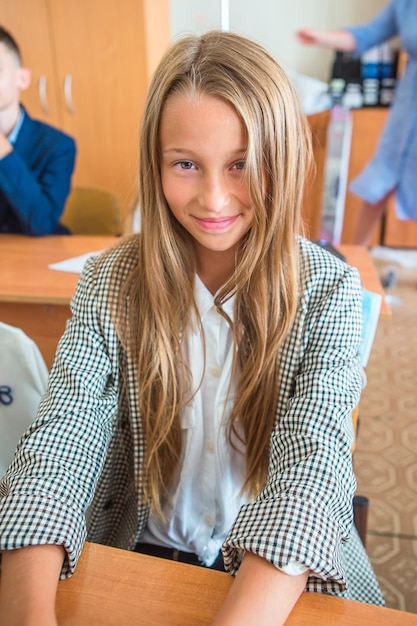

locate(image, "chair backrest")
[[61, 186, 122, 236], [0, 323, 49, 477]]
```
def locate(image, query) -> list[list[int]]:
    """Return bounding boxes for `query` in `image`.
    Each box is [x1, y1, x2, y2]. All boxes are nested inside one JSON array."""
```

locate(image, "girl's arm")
[[296, 28, 356, 52], [0, 253, 120, 580], [0, 545, 65, 626], [212, 551, 309, 626], [223, 257, 363, 596]]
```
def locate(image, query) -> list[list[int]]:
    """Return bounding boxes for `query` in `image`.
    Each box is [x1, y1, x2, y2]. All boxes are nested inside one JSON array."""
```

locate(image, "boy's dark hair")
[[0, 26, 22, 65]]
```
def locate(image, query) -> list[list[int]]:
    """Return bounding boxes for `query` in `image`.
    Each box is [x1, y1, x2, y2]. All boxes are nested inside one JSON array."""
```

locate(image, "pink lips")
[[193, 216, 239, 231]]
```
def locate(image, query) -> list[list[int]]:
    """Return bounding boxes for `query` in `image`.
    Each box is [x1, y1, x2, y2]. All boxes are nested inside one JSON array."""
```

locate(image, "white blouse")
[[141, 276, 248, 566]]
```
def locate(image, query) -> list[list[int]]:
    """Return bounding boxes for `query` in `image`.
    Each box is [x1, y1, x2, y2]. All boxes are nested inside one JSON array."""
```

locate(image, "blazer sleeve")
[[0, 129, 76, 236], [0, 255, 118, 577], [223, 264, 363, 595], [344, 0, 399, 56]]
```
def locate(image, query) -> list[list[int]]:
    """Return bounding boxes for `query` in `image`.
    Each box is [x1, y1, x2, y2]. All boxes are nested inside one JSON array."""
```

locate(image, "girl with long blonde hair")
[[0, 30, 383, 626]]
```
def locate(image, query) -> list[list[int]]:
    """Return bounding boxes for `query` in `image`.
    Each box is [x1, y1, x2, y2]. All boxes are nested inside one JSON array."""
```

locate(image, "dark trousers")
[[134, 542, 225, 571]]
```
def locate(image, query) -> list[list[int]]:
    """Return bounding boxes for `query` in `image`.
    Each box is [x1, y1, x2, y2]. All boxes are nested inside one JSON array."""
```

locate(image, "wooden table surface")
[[0, 234, 115, 305], [50, 541, 417, 625], [0, 236, 389, 313]]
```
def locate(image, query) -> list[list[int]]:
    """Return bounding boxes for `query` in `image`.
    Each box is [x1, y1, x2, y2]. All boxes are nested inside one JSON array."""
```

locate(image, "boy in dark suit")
[[0, 26, 76, 235]]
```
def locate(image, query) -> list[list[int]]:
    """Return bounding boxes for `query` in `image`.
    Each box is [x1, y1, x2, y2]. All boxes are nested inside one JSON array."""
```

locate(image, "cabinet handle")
[[64, 73, 75, 114], [38, 75, 50, 115]]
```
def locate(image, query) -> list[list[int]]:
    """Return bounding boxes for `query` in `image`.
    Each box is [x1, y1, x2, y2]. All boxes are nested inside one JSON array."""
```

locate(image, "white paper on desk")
[[48, 250, 103, 274]]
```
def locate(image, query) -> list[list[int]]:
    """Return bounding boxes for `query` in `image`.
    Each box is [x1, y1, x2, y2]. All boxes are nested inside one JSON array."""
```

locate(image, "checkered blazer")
[[0, 236, 381, 602]]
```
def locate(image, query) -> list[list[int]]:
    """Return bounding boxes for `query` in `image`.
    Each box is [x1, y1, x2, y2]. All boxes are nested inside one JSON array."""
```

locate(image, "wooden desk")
[[0, 235, 116, 368], [51, 541, 417, 625], [339, 244, 391, 320], [0, 236, 389, 368]]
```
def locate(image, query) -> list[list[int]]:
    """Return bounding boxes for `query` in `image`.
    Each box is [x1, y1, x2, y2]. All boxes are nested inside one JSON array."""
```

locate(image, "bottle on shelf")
[[361, 46, 380, 106]]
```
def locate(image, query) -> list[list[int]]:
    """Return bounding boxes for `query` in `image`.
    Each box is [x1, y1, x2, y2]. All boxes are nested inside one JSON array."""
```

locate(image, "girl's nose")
[[199, 175, 229, 213]]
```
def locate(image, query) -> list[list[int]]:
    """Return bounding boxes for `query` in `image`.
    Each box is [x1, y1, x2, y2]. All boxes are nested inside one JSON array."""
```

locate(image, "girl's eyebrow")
[[162, 147, 247, 155], [161, 148, 191, 154]]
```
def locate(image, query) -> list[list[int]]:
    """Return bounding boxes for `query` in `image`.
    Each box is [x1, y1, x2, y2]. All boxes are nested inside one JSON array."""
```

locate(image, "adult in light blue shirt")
[[297, 0, 417, 244]]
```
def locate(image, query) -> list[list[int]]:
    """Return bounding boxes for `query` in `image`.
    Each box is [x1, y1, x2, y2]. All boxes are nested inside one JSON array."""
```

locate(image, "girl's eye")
[[233, 161, 246, 170], [177, 161, 195, 170]]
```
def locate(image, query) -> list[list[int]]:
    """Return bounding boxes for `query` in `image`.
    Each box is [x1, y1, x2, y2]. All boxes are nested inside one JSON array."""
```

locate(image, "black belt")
[[134, 542, 225, 570]]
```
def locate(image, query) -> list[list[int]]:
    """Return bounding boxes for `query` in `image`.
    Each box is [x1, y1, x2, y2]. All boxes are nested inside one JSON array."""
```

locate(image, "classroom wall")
[[169, 0, 387, 82]]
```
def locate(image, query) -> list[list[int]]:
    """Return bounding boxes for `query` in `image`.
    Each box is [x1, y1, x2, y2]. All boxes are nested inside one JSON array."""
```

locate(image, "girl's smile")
[[192, 215, 240, 231]]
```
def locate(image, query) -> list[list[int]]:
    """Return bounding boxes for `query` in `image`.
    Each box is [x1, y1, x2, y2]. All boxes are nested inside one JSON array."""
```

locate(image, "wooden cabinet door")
[[343, 107, 417, 248], [2, 0, 170, 220], [47, 0, 150, 218], [304, 111, 329, 240], [1, 0, 62, 126], [341, 108, 385, 246]]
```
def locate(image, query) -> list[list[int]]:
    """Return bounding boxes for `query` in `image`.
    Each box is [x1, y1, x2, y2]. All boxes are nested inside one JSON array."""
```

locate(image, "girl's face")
[[159, 92, 254, 280]]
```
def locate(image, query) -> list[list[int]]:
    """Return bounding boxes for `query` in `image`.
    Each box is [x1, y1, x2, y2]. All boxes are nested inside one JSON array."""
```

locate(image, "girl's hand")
[[212, 551, 308, 626], [0, 605, 58, 626], [0, 545, 64, 626]]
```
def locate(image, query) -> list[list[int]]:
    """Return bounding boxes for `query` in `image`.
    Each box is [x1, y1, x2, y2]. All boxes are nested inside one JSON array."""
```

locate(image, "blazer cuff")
[[0, 489, 86, 578], [222, 495, 348, 590]]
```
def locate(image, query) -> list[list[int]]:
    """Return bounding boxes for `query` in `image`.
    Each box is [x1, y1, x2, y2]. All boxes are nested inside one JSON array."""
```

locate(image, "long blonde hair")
[[116, 30, 312, 514]]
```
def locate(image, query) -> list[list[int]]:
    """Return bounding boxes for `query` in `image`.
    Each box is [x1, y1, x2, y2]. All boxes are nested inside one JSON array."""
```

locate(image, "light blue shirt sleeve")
[[344, 0, 399, 57]]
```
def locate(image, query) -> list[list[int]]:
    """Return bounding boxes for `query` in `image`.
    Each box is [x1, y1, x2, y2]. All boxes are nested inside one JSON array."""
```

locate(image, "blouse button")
[[204, 513, 215, 527]]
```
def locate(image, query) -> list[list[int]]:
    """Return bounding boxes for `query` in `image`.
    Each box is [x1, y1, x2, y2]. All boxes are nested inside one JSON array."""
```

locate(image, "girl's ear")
[[17, 67, 31, 91]]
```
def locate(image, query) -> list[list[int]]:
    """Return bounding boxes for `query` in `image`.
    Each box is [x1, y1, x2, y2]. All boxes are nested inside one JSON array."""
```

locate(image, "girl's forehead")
[[161, 91, 246, 131], [160, 92, 245, 139], [163, 90, 219, 111]]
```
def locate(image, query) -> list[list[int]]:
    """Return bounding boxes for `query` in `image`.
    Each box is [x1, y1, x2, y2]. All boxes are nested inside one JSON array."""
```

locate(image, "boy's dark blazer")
[[0, 108, 76, 235]]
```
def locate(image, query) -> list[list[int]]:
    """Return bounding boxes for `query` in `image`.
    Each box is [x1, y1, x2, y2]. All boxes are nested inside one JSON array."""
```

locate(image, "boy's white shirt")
[[6, 105, 24, 145], [141, 277, 308, 576]]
